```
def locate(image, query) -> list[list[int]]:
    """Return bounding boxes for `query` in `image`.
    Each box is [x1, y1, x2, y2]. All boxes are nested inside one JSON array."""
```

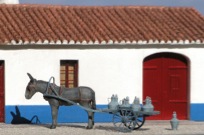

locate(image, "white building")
[[0, 4, 204, 123], [0, 0, 18, 4]]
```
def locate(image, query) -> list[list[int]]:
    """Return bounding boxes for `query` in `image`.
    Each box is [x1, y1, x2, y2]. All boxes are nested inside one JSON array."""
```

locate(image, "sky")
[[20, 0, 204, 15]]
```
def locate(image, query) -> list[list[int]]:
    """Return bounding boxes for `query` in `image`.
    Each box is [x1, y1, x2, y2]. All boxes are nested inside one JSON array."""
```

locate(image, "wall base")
[[5, 104, 204, 124], [5, 105, 112, 124], [190, 104, 204, 121]]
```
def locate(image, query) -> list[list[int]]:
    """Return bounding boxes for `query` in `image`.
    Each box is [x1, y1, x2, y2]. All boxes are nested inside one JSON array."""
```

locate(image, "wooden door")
[[143, 53, 188, 120], [0, 61, 4, 122]]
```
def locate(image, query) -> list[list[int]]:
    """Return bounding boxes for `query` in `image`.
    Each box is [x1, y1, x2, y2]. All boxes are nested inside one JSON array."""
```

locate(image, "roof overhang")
[[4, 39, 204, 45]]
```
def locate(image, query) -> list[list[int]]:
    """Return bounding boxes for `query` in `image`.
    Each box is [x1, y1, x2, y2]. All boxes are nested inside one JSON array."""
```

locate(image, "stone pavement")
[[0, 121, 204, 135]]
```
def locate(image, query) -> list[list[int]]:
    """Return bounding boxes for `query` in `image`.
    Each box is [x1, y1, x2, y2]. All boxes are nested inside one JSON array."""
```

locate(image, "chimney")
[[0, 0, 19, 4]]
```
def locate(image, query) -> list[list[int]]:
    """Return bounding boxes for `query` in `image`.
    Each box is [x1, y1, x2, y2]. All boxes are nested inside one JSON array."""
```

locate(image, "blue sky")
[[20, 0, 204, 15]]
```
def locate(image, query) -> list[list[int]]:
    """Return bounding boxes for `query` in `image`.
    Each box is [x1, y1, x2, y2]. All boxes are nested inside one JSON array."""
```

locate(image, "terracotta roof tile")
[[0, 4, 204, 45]]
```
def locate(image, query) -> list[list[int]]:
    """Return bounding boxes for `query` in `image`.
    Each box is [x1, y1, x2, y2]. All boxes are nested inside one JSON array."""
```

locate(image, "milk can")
[[121, 96, 131, 108], [132, 97, 141, 112], [108, 94, 119, 110], [170, 111, 179, 130], [142, 96, 154, 112]]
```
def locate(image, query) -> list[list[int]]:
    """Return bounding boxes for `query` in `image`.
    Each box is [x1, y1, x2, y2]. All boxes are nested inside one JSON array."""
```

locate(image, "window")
[[60, 60, 78, 88]]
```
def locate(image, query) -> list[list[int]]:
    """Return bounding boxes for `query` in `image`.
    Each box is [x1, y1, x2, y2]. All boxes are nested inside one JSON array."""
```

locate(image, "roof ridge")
[[0, 4, 197, 9]]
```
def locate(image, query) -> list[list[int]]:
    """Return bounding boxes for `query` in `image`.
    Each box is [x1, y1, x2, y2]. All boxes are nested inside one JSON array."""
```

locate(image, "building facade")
[[0, 5, 204, 123]]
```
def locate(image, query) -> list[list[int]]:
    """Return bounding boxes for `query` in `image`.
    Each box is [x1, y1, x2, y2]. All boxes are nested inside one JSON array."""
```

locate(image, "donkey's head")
[[25, 73, 37, 99]]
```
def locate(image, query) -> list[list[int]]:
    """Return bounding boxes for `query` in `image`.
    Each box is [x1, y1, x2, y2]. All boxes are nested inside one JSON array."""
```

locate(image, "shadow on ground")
[[10, 106, 41, 124]]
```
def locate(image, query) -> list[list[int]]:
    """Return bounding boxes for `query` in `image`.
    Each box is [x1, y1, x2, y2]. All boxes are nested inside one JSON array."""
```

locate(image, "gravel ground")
[[0, 121, 204, 135]]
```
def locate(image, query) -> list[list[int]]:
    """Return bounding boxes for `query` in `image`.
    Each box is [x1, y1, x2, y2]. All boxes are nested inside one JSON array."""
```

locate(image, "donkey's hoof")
[[86, 126, 93, 129], [50, 125, 56, 129]]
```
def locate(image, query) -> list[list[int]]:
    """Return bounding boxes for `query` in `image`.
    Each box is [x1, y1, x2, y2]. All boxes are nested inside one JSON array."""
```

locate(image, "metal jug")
[[121, 96, 131, 108], [170, 111, 179, 130], [108, 94, 119, 110], [132, 97, 141, 112], [142, 96, 154, 112]]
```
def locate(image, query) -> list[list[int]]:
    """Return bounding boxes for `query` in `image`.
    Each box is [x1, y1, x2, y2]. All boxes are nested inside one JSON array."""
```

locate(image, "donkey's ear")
[[27, 73, 34, 80]]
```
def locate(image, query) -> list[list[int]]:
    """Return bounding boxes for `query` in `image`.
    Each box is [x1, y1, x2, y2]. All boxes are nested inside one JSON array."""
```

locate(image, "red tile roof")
[[0, 4, 204, 45]]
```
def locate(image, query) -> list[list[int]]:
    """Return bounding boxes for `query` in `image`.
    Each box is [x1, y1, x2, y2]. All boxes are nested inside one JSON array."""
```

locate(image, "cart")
[[43, 77, 160, 132]]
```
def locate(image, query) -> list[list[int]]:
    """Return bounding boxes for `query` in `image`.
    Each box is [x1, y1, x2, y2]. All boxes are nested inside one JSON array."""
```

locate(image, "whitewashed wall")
[[1, 46, 204, 105], [0, 0, 19, 4]]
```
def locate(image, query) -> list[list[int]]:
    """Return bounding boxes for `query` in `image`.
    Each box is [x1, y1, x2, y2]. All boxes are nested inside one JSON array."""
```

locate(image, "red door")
[[0, 61, 4, 122], [143, 53, 188, 120]]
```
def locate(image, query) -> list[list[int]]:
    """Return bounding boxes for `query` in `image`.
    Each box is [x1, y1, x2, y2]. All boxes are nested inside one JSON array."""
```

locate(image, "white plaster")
[[0, 0, 19, 4], [49, 40, 55, 44], [75, 41, 81, 44], [196, 40, 201, 44], [172, 40, 178, 44], [119, 40, 125, 44], [107, 40, 113, 44], [114, 41, 119, 44], [160, 40, 165, 44], [17, 40, 23, 45], [0, 46, 204, 105], [184, 40, 190, 44], [82, 40, 87, 44], [69, 40, 75, 44], [30, 41, 35, 44], [62, 40, 68, 44], [154, 40, 159, 44], [11, 40, 16, 45], [148, 40, 154, 44], [142, 41, 147, 44], [94, 40, 99, 44], [138, 40, 143, 44], [126, 41, 131, 44], [43, 40, 49, 44], [36, 40, 42, 44], [101, 40, 106, 44], [132, 40, 137, 44], [23, 41, 29, 44], [56, 40, 61, 44], [88, 40, 94, 44], [178, 40, 184, 44], [167, 40, 172, 44], [8, 39, 204, 45], [191, 40, 195, 44]]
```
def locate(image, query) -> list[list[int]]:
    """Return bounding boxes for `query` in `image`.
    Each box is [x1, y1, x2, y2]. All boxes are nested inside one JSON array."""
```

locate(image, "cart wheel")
[[124, 112, 146, 130], [133, 116, 145, 130], [113, 109, 135, 132]]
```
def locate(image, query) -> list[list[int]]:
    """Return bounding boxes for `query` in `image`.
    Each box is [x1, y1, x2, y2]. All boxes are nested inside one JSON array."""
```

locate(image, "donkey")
[[25, 73, 96, 129]]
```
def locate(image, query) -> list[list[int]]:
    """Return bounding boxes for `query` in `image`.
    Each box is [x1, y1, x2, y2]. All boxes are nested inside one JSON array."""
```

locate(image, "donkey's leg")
[[50, 105, 59, 129], [80, 102, 94, 129], [49, 99, 59, 129], [92, 112, 95, 126], [86, 111, 94, 129]]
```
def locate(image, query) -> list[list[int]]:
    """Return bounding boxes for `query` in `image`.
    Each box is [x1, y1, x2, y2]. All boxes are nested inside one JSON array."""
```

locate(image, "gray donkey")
[[25, 73, 96, 129]]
